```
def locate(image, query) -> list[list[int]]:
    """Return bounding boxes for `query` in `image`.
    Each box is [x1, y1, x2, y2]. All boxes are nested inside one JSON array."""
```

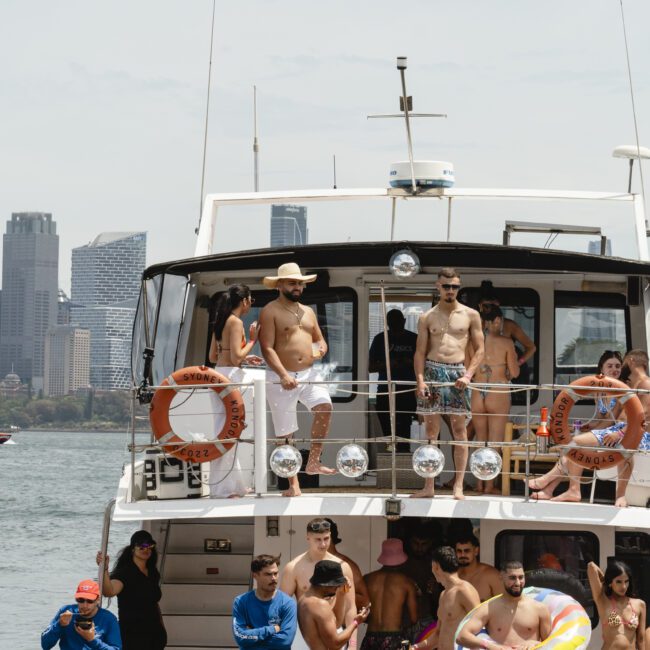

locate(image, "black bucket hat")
[[310, 560, 347, 587]]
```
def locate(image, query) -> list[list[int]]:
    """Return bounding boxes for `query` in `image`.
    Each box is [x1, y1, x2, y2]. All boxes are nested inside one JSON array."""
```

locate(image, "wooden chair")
[[501, 422, 560, 496]]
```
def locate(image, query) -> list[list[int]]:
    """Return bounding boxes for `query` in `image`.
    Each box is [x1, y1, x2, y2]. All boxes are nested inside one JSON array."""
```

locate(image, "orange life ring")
[[150, 365, 245, 462], [550, 375, 644, 470]]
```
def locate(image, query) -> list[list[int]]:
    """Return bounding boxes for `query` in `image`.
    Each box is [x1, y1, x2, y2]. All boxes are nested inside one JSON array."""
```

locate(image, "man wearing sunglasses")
[[414, 267, 484, 500], [41, 579, 121, 650], [280, 518, 357, 648]]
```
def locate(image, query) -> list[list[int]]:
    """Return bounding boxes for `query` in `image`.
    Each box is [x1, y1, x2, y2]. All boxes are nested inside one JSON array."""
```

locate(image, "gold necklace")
[[280, 301, 303, 328], [436, 306, 458, 336]]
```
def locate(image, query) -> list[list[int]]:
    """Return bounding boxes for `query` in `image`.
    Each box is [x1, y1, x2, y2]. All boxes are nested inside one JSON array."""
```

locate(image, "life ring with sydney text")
[[150, 365, 245, 462], [550, 375, 643, 470]]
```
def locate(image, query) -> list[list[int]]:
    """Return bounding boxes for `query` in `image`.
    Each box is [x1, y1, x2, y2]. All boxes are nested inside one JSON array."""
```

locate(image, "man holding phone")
[[41, 579, 121, 650]]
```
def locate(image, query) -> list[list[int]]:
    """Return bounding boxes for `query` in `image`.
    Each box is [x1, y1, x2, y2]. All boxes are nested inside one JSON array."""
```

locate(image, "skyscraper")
[[0, 212, 59, 390], [70, 232, 146, 389], [270, 205, 308, 247], [44, 325, 90, 396]]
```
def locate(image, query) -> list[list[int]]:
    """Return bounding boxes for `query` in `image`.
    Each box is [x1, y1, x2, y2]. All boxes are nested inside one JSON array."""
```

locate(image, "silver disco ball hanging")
[[269, 445, 302, 478], [469, 447, 502, 481], [412, 445, 445, 478], [336, 444, 369, 478]]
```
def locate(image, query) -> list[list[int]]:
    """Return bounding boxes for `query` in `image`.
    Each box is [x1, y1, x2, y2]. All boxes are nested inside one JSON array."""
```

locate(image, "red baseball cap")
[[74, 580, 100, 601]]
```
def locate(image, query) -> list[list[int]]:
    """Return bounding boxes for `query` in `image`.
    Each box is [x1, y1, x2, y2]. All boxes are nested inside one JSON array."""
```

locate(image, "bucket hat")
[[377, 538, 408, 566], [309, 560, 347, 587]]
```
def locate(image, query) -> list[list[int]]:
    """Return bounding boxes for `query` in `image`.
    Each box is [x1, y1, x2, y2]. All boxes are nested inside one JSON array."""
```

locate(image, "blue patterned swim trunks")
[[416, 360, 471, 415], [592, 423, 650, 451]]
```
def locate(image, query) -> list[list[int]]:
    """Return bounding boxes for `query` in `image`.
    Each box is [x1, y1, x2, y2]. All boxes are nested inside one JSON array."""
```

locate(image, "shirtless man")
[[470, 306, 519, 494], [455, 535, 503, 602], [457, 561, 551, 650], [326, 518, 370, 608], [259, 263, 335, 496], [298, 560, 371, 650], [280, 518, 357, 647], [414, 268, 484, 499], [361, 539, 417, 649], [413, 546, 480, 650]]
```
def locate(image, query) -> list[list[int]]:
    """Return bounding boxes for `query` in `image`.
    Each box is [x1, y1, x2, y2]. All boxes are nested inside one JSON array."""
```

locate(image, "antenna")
[[368, 56, 447, 194], [253, 85, 260, 192], [332, 154, 337, 189]]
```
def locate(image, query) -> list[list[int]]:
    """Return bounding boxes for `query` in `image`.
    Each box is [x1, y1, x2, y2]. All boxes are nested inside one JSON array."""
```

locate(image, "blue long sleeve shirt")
[[41, 605, 122, 650], [232, 590, 297, 649]]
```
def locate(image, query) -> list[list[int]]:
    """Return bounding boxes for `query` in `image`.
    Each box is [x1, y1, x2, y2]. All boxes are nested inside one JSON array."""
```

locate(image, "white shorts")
[[266, 367, 332, 437]]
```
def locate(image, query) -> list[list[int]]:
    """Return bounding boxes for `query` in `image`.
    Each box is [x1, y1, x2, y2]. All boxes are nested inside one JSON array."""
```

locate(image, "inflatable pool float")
[[454, 586, 591, 650]]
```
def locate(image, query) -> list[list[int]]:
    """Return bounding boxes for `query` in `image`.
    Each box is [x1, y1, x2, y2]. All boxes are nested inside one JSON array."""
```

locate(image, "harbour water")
[[0, 430, 149, 650]]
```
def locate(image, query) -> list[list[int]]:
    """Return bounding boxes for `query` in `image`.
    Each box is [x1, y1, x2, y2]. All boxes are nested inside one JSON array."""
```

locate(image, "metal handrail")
[[97, 497, 116, 607]]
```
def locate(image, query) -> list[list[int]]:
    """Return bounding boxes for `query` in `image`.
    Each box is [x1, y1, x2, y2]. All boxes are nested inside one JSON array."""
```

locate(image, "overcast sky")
[[2, 0, 650, 293]]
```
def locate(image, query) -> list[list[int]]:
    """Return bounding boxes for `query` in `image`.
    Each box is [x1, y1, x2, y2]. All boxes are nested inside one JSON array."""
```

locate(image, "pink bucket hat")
[[377, 538, 408, 566]]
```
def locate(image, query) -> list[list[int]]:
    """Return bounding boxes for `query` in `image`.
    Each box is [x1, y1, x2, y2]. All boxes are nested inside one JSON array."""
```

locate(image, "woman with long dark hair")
[[96, 530, 166, 650], [208, 284, 261, 497], [588, 560, 645, 649]]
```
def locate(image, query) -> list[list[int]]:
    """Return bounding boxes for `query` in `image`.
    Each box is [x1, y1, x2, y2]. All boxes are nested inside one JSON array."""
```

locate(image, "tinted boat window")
[[495, 529, 599, 627], [554, 292, 629, 386], [615, 531, 650, 612], [234, 287, 357, 402]]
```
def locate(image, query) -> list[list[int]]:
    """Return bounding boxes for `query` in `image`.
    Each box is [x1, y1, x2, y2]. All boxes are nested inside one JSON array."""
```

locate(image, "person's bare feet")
[[484, 487, 500, 495], [550, 490, 581, 503], [305, 462, 337, 475], [615, 496, 629, 508], [530, 489, 553, 500], [282, 485, 302, 497], [453, 484, 465, 500], [411, 479, 435, 498]]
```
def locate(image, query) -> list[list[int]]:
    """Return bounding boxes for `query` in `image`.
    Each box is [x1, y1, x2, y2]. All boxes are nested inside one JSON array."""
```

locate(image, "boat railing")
[[125, 377, 650, 503]]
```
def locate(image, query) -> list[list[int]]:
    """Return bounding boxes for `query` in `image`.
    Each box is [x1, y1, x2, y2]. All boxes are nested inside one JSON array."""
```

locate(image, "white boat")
[[0, 425, 19, 444], [99, 63, 650, 650]]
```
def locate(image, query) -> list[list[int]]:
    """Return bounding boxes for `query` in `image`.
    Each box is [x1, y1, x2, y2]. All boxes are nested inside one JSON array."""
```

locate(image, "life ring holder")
[[454, 586, 591, 650], [550, 375, 644, 470], [149, 365, 246, 462]]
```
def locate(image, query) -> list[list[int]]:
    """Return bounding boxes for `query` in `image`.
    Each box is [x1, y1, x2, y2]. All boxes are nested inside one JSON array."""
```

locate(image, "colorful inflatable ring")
[[415, 621, 437, 644], [454, 586, 591, 650], [550, 374, 644, 470], [150, 365, 245, 462]]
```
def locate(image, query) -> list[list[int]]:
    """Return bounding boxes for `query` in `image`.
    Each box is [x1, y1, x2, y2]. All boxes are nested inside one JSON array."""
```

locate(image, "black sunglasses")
[[75, 598, 96, 605], [441, 283, 461, 291]]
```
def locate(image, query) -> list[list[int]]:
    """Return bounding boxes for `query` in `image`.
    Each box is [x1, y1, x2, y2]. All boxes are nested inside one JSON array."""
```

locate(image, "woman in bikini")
[[588, 560, 645, 649], [528, 350, 627, 504], [469, 306, 519, 493], [208, 284, 262, 497]]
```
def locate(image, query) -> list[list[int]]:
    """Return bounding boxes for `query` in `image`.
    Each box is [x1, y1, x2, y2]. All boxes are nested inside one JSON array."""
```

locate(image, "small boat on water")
[[95, 55, 650, 649], [0, 425, 19, 444]]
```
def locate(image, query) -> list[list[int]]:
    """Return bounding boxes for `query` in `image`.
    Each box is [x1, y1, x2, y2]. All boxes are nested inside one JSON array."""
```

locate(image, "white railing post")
[[254, 378, 268, 496]]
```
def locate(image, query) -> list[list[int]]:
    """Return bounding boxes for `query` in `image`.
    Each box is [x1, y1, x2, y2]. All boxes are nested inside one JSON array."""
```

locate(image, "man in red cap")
[[361, 539, 418, 649], [41, 579, 121, 650]]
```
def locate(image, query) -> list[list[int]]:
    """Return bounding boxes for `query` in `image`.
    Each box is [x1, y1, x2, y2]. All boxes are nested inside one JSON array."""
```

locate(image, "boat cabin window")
[[615, 531, 650, 610], [220, 286, 357, 402], [554, 291, 629, 385], [495, 529, 599, 626]]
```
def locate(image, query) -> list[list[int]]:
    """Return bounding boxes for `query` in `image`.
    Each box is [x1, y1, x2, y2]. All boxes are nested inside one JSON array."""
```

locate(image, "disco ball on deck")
[[469, 447, 502, 481], [336, 444, 369, 478], [412, 445, 445, 478], [270, 445, 302, 478]]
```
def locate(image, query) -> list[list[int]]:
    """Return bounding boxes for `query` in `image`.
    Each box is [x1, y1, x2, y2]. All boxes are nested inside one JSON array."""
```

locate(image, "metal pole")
[[379, 282, 397, 497], [130, 390, 136, 503], [390, 197, 397, 241], [446, 197, 453, 241], [253, 85, 259, 192], [524, 388, 531, 501], [97, 498, 116, 608], [397, 58, 417, 195], [254, 378, 268, 496]]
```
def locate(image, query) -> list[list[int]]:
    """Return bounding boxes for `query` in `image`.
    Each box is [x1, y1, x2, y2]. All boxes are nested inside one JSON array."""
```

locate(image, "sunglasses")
[[136, 543, 156, 550], [441, 284, 461, 291], [307, 521, 331, 533], [75, 598, 96, 605]]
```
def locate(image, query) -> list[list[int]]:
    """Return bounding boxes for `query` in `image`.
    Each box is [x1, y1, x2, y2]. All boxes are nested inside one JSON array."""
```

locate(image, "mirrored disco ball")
[[469, 447, 502, 481], [412, 445, 445, 478], [270, 445, 302, 478], [336, 444, 369, 478]]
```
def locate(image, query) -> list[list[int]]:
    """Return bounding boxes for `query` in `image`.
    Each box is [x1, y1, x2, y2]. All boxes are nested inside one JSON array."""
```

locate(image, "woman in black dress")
[[96, 530, 167, 650]]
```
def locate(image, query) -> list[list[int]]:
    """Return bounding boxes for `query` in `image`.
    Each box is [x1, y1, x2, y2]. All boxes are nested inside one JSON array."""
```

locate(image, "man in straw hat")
[[259, 262, 335, 497], [298, 560, 370, 650], [361, 538, 417, 649]]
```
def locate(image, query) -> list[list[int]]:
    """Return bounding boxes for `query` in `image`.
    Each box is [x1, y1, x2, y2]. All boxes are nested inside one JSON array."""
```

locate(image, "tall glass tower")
[[0, 212, 59, 390], [70, 232, 146, 389], [270, 205, 308, 246]]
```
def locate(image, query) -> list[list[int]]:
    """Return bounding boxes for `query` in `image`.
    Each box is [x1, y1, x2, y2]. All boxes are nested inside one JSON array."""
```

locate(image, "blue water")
[[0, 430, 149, 650]]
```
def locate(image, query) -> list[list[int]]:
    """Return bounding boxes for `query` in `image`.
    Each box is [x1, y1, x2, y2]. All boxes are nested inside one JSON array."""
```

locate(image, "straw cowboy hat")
[[263, 262, 317, 289]]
